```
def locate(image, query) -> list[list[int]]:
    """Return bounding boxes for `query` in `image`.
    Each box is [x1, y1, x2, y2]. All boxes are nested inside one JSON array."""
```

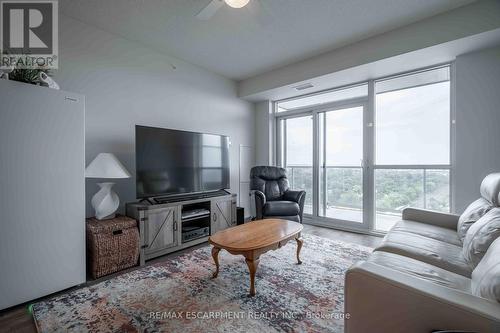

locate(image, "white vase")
[[91, 182, 119, 220]]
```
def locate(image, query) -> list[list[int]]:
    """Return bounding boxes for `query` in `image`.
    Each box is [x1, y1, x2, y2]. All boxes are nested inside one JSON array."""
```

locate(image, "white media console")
[[126, 191, 237, 265]]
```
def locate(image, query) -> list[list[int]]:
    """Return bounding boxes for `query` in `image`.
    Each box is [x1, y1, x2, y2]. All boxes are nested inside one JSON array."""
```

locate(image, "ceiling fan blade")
[[196, 0, 224, 20]]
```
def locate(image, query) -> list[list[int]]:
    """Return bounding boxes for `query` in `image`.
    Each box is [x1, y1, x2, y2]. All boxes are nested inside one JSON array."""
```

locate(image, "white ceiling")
[[61, 0, 476, 81]]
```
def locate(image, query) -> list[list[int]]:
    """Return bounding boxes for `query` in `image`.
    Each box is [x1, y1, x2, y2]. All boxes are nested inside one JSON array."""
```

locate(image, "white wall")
[[454, 45, 500, 212], [255, 100, 273, 166], [55, 15, 255, 217]]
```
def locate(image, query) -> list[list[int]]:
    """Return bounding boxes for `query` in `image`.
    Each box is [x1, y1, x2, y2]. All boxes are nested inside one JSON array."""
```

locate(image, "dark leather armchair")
[[250, 166, 306, 223]]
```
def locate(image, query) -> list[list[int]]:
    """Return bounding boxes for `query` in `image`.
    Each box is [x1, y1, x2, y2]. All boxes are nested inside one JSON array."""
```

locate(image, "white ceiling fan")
[[196, 0, 250, 20]]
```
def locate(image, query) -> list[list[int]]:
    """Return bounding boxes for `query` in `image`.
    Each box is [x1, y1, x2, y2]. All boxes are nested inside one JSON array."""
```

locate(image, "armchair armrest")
[[345, 261, 500, 333], [283, 190, 306, 223], [402, 208, 459, 230], [283, 190, 306, 203], [252, 190, 266, 220], [253, 190, 266, 205]]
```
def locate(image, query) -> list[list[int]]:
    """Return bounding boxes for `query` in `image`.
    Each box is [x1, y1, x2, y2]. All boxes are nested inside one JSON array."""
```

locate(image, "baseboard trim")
[[303, 219, 384, 238]]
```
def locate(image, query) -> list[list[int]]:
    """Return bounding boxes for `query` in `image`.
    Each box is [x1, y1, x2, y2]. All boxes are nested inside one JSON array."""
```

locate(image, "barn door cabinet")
[[143, 206, 179, 257], [211, 196, 237, 233], [127, 193, 237, 265]]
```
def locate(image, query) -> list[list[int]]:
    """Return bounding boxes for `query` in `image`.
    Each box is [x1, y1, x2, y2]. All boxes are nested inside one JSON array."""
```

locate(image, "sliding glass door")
[[277, 98, 368, 229], [319, 105, 365, 225]]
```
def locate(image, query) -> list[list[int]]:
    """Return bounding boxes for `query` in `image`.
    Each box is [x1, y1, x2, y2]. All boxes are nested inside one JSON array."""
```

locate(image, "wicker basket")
[[86, 215, 139, 279]]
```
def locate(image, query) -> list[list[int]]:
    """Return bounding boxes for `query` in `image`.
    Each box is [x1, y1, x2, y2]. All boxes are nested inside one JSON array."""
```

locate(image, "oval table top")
[[209, 219, 303, 252]]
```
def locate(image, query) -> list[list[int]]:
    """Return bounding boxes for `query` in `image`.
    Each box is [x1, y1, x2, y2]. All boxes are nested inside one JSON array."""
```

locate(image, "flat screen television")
[[135, 125, 230, 199]]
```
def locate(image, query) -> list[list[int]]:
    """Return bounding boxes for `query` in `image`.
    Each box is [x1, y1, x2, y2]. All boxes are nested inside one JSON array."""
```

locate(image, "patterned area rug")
[[33, 234, 372, 333]]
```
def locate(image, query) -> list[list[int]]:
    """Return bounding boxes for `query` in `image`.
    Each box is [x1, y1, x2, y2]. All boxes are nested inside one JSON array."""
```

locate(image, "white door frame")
[[276, 97, 370, 231]]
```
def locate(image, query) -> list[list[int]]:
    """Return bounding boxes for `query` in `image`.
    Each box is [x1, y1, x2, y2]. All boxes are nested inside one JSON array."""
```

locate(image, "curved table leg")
[[211, 247, 221, 278], [245, 257, 260, 297], [295, 237, 303, 264]]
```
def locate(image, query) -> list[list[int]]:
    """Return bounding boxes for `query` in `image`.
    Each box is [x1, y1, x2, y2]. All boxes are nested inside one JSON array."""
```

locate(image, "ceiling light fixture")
[[196, 0, 250, 20], [224, 0, 250, 9]]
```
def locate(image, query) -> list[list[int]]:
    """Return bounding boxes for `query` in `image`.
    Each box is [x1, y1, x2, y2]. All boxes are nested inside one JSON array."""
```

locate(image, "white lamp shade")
[[225, 0, 250, 8], [85, 153, 131, 179]]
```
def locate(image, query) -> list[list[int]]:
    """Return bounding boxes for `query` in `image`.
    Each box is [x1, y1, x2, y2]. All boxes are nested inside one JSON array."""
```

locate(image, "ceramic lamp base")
[[91, 182, 119, 220]]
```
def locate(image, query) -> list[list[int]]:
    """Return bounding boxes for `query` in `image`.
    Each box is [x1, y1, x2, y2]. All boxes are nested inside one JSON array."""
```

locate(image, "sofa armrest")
[[402, 208, 460, 230], [345, 261, 500, 333]]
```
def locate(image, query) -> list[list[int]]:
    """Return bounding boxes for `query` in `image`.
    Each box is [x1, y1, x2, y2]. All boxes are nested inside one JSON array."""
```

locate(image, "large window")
[[275, 66, 452, 233], [374, 67, 451, 231]]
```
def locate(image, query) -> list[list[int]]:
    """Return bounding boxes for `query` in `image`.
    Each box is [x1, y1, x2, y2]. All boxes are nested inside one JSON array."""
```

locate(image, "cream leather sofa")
[[345, 173, 500, 333]]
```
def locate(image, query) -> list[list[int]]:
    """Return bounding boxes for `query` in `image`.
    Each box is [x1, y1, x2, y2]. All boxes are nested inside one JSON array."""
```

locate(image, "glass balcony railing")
[[285, 166, 450, 231], [286, 166, 313, 214], [374, 168, 450, 231]]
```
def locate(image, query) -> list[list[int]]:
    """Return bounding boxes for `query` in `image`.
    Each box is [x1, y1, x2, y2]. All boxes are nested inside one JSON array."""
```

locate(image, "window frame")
[[273, 63, 455, 234], [372, 65, 453, 231]]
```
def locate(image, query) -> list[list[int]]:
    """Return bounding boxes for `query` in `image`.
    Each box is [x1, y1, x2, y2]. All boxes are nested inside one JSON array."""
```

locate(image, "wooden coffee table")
[[209, 218, 303, 296]]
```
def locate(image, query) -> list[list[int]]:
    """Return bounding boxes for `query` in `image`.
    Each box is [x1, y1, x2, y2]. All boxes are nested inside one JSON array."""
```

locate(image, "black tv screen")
[[135, 125, 230, 198]]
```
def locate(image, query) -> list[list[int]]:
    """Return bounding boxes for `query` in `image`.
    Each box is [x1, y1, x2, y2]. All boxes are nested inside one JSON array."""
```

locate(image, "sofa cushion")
[[471, 237, 500, 302], [367, 251, 471, 293], [391, 220, 461, 246], [375, 230, 472, 277], [457, 198, 493, 242], [463, 208, 500, 267], [480, 172, 500, 206], [263, 200, 300, 216]]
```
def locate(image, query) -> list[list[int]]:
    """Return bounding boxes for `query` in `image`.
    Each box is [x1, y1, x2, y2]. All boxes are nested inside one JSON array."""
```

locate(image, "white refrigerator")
[[0, 79, 86, 310]]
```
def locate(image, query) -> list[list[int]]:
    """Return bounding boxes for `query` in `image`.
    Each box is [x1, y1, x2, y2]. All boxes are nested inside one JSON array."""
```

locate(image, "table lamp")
[[85, 153, 131, 220]]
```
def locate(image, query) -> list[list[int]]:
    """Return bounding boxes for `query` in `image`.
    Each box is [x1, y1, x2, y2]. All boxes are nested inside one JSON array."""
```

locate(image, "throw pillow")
[[457, 198, 493, 242], [462, 208, 500, 267]]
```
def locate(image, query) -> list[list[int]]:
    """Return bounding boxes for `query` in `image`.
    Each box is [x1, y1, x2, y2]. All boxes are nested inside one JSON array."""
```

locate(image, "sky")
[[284, 81, 450, 167]]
